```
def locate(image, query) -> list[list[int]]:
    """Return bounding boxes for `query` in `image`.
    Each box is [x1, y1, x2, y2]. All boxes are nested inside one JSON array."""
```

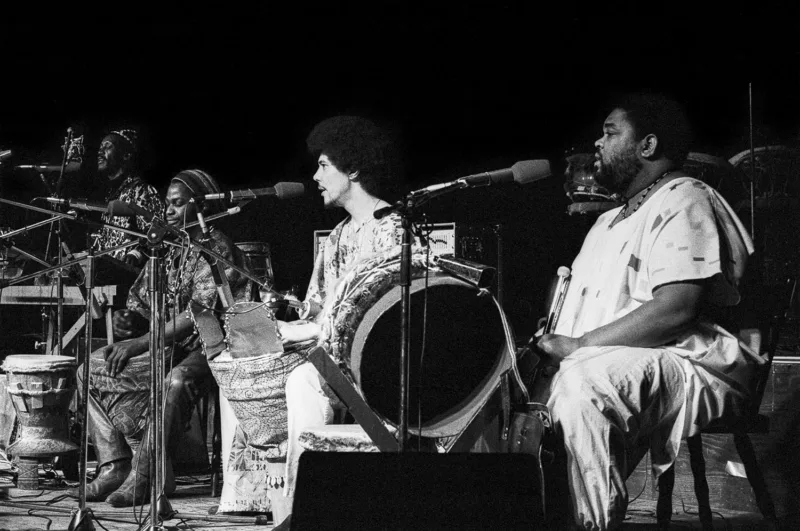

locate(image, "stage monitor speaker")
[[291, 452, 541, 530]]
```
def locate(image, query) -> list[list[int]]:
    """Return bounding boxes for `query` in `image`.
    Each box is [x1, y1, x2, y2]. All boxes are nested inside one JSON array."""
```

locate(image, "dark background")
[[1, 5, 798, 345]]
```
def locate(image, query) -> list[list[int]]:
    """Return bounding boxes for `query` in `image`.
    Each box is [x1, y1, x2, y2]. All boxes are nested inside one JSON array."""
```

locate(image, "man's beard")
[[595, 144, 642, 196]]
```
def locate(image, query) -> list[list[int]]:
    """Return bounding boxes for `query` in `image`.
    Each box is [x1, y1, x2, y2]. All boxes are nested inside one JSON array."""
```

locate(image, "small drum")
[[344, 273, 514, 439], [563, 152, 621, 216], [235, 242, 275, 290], [3, 354, 78, 489]]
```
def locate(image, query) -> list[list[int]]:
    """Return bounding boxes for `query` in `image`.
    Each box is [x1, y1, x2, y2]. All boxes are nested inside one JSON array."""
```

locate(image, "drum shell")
[[209, 351, 305, 459], [3, 355, 78, 456], [348, 274, 512, 438], [235, 241, 275, 289]]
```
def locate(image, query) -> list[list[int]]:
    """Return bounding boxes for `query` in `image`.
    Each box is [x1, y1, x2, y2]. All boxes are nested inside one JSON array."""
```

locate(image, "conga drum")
[[3, 354, 78, 489]]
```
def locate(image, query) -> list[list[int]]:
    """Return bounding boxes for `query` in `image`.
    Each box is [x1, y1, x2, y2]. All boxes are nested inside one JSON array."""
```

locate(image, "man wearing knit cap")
[[93, 128, 162, 267], [77, 169, 253, 507]]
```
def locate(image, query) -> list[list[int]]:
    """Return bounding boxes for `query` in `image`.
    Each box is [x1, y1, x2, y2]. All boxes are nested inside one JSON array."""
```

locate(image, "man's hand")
[[112, 309, 148, 339], [535, 333, 584, 365], [103, 338, 148, 377], [277, 320, 321, 344]]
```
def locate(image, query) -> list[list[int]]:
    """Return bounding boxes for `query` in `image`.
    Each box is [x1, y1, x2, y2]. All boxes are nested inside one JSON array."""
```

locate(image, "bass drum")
[[348, 273, 514, 439]]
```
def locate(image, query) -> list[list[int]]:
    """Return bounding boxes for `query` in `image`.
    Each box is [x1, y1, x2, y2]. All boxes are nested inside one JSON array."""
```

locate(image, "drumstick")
[[544, 266, 571, 334]]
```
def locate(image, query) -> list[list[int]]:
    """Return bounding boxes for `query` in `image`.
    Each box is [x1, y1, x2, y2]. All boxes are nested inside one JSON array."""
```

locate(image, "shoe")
[[105, 459, 175, 508], [85, 460, 131, 502]]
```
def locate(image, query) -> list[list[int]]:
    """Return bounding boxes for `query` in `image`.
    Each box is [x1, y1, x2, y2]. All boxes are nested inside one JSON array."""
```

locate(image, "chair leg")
[[687, 434, 713, 530], [733, 432, 778, 524], [656, 463, 675, 529], [210, 390, 222, 497]]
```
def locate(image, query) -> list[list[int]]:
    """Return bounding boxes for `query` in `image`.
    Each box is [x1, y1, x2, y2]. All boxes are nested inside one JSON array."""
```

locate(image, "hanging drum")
[[235, 241, 275, 292], [3, 354, 78, 489], [340, 273, 514, 439], [563, 152, 621, 216]]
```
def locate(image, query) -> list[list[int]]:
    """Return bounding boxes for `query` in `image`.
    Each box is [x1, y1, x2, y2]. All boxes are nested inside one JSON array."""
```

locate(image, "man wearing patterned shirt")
[[93, 128, 162, 266], [78, 169, 253, 507], [272, 116, 402, 530], [535, 94, 758, 530]]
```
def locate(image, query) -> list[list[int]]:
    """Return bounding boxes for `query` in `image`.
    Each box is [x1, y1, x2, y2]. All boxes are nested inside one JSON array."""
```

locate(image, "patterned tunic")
[[127, 227, 253, 348], [94, 174, 162, 260], [87, 227, 253, 439], [305, 213, 403, 310]]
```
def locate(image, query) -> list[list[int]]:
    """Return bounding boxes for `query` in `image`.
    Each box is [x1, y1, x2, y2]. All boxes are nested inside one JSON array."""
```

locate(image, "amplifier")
[[313, 222, 503, 301]]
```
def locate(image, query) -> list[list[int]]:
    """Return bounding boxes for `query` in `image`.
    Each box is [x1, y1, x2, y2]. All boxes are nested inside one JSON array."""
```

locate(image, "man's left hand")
[[535, 333, 584, 364], [103, 338, 148, 377]]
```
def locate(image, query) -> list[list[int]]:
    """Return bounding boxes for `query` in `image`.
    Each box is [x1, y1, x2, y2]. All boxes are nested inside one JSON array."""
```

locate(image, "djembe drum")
[[3, 354, 78, 489]]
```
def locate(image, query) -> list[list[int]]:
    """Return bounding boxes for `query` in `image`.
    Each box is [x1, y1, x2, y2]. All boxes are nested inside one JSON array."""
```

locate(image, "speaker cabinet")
[[292, 452, 541, 530]]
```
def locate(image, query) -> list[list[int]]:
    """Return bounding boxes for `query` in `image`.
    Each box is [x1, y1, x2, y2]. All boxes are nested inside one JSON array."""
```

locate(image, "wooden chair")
[[655, 306, 784, 530]]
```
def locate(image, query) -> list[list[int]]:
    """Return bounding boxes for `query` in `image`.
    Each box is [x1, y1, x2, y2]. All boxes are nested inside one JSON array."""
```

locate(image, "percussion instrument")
[[563, 152, 621, 216], [682, 152, 734, 191], [3, 354, 78, 489], [343, 273, 514, 438], [235, 241, 275, 290], [205, 302, 305, 460], [729, 145, 800, 202]]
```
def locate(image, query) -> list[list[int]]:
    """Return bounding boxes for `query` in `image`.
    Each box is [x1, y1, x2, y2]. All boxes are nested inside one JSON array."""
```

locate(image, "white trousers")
[[547, 346, 686, 531], [284, 362, 342, 498]]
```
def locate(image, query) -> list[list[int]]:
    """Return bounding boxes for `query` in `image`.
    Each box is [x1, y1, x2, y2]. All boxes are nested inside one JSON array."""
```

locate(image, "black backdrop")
[[1, 5, 798, 347]]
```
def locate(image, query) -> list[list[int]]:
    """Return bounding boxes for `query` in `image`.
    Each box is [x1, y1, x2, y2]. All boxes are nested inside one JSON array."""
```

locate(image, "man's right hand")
[[112, 309, 149, 339]]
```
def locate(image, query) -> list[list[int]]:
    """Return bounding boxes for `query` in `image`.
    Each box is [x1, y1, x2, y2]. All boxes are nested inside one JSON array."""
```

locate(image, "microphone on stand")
[[203, 182, 305, 202], [411, 160, 551, 196], [107, 200, 157, 221], [17, 162, 82, 173], [44, 197, 110, 213], [375, 160, 551, 219]]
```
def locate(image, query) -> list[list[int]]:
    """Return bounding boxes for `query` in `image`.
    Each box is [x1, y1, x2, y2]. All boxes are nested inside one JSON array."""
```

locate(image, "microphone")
[[17, 161, 82, 173], [107, 200, 157, 221], [411, 160, 551, 196], [44, 197, 110, 213], [203, 182, 305, 202]]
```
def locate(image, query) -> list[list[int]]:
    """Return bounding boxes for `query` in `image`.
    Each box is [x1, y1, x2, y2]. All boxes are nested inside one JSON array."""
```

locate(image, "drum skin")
[[349, 274, 508, 434]]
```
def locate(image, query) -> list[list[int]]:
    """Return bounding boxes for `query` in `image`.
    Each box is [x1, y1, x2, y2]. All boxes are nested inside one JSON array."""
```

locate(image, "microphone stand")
[[146, 220, 173, 530], [68, 241, 98, 531], [374, 188, 452, 451]]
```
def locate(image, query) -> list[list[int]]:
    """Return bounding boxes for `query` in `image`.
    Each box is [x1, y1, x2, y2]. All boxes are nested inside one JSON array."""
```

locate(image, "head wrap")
[[108, 129, 139, 153], [171, 169, 225, 215]]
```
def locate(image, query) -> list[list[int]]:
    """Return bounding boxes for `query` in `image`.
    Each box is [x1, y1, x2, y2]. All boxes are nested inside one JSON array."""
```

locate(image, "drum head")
[[2, 354, 76, 371], [350, 275, 507, 432]]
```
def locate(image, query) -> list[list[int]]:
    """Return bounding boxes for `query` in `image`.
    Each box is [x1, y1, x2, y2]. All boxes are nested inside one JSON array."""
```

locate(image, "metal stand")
[[146, 243, 174, 529], [68, 246, 96, 531]]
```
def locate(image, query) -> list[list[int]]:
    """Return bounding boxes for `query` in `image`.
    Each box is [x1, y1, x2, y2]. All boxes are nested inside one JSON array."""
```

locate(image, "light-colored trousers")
[[547, 346, 687, 531], [284, 362, 343, 499]]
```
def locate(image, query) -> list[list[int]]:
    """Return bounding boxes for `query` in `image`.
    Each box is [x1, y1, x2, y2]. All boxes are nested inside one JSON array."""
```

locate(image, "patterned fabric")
[[304, 212, 402, 309], [88, 227, 252, 440], [209, 348, 306, 459], [549, 176, 758, 529], [127, 227, 253, 350], [94, 175, 162, 260], [317, 246, 433, 368]]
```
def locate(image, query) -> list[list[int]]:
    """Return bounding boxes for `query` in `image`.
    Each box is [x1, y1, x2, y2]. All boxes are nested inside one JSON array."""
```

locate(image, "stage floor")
[[0, 477, 787, 530]]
